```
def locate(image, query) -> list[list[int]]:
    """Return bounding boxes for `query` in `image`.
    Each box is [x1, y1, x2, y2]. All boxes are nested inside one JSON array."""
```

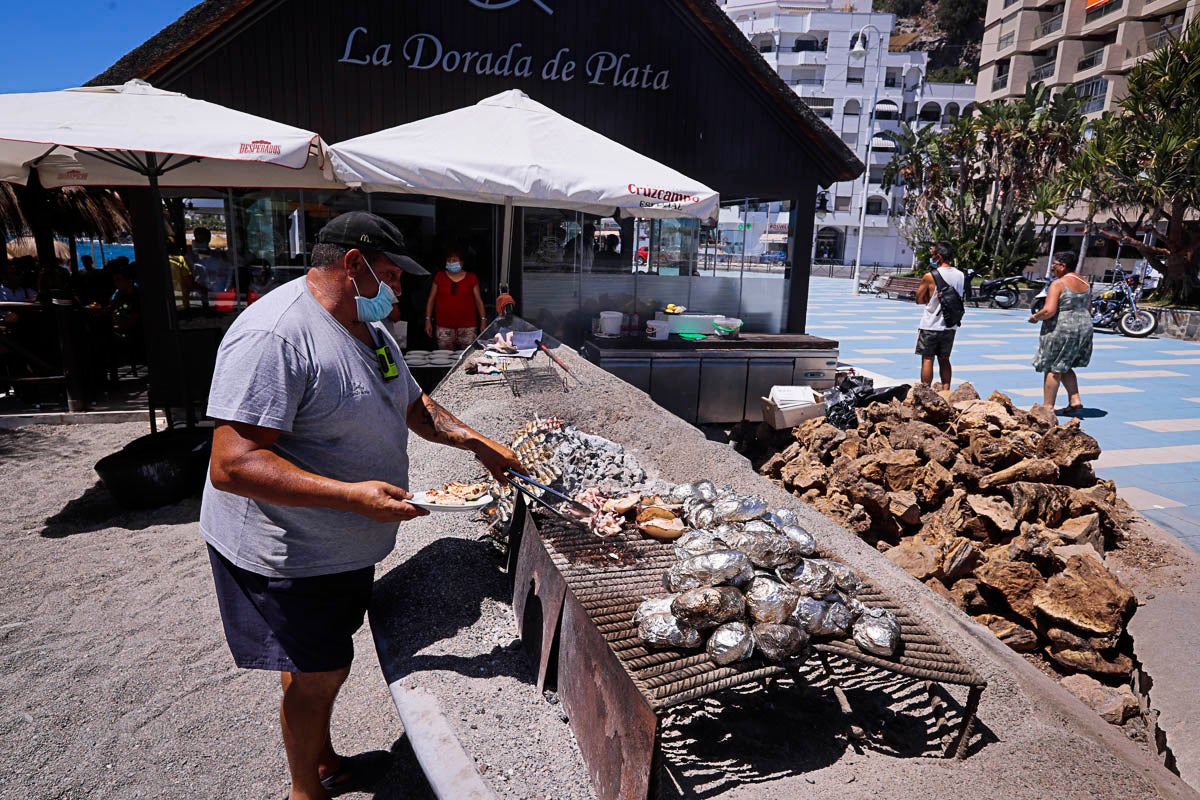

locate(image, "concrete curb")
[[0, 409, 162, 429], [388, 682, 500, 800]]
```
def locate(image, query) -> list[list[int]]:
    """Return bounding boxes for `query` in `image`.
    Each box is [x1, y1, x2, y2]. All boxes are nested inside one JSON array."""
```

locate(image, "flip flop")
[[1054, 405, 1084, 416], [319, 751, 391, 797]]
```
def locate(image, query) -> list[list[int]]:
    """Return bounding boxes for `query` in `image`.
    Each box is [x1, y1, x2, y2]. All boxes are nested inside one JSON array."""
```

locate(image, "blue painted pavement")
[[805, 277, 1200, 554]]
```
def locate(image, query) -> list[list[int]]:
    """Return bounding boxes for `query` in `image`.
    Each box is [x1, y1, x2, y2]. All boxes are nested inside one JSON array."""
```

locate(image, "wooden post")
[[786, 185, 818, 333]]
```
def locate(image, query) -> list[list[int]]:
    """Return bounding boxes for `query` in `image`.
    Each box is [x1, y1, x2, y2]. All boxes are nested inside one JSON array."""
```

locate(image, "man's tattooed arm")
[[407, 393, 476, 449], [406, 393, 524, 483]]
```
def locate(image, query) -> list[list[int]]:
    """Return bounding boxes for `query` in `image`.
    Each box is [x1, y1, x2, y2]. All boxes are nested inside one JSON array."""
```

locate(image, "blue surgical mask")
[[929, 257, 939, 268], [446, 261, 463, 273], [352, 260, 397, 323]]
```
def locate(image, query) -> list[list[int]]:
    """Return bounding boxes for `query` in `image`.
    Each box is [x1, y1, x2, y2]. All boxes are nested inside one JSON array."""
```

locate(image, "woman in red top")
[[424, 250, 486, 350]]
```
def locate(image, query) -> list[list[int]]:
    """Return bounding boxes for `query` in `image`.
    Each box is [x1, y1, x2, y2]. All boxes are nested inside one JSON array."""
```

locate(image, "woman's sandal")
[[1055, 405, 1084, 416]]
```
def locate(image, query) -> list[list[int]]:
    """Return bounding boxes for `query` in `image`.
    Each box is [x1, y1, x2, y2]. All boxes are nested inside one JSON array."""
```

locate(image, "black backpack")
[[931, 269, 965, 328]]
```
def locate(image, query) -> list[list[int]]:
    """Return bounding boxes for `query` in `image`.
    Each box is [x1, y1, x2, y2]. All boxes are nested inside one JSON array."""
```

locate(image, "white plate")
[[431, 349, 454, 356], [404, 356, 430, 364], [408, 491, 493, 512], [406, 349, 430, 356]]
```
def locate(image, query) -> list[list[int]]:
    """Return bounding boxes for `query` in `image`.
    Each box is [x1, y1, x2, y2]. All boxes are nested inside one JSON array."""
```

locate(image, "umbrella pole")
[[499, 197, 514, 290]]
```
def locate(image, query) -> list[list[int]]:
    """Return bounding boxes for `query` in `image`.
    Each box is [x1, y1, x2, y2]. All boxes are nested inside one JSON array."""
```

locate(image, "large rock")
[[795, 421, 845, 461], [1008, 522, 1062, 564], [946, 381, 980, 403], [781, 453, 828, 493], [1033, 555, 1136, 637], [905, 384, 954, 425], [978, 458, 1060, 491], [976, 558, 1045, 623], [963, 430, 1032, 470], [889, 490, 922, 526], [955, 400, 1020, 433], [1027, 403, 1059, 431], [888, 420, 960, 466], [965, 494, 1018, 539], [1046, 644, 1135, 679], [1037, 419, 1102, 468], [1051, 543, 1105, 569], [885, 535, 942, 581], [940, 536, 983, 581], [1043, 623, 1120, 654], [950, 578, 989, 614], [858, 449, 923, 492], [1060, 674, 1139, 725], [925, 490, 992, 541], [974, 613, 1039, 652], [1003, 482, 1073, 526], [914, 459, 955, 508], [760, 441, 802, 479]]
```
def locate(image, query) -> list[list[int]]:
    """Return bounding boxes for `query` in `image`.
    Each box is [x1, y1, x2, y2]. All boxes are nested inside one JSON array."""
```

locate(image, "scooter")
[[964, 270, 1024, 309]]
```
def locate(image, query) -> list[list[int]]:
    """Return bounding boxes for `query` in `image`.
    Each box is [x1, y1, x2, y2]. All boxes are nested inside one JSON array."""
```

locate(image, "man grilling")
[[200, 211, 521, 800]]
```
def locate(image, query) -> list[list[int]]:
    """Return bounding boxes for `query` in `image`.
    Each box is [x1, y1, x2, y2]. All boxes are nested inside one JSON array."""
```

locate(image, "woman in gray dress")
[[1029, 251, 1093, 415]]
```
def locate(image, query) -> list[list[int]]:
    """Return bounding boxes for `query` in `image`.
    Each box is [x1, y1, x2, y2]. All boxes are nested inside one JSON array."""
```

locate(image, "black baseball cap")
[[317, 211, 429, 276]]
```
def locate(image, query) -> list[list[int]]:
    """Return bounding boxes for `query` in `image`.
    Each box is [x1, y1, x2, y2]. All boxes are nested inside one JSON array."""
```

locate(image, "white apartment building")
[[977, 0, 1199, 114], [721, 0, 976, 269]]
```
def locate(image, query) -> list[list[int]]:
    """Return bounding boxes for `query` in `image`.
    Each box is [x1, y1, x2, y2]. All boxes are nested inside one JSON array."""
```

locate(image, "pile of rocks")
[[757, 382, 1139, 713]]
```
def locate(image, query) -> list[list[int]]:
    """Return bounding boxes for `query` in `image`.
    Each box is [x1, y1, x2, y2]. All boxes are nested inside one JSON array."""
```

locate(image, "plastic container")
[[646, 319, 669, 340], [599, 311, 623, 336], [712, 316, 744, 338]]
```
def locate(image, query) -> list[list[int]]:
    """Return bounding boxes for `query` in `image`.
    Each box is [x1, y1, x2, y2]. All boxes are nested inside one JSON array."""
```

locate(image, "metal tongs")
[[505, 469, 594, 521]]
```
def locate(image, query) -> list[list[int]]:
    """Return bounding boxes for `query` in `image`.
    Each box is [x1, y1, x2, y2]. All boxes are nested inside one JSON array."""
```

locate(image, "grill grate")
[[533, 514, 986, 713]]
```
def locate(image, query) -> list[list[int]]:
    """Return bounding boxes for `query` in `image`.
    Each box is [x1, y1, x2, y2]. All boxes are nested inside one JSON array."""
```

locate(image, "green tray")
[[677, 333, 708, 341]]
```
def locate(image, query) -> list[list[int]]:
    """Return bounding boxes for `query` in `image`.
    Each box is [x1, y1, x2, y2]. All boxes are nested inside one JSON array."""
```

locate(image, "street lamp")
[[849, 23, 884, 295]]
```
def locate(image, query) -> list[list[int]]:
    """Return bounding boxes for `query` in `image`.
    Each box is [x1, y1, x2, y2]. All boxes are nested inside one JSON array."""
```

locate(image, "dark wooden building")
[[95, 0, 861, 335]]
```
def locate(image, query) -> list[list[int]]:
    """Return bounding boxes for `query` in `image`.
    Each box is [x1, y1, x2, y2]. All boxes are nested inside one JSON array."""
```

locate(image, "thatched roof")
[[0, 185, 131, 242]]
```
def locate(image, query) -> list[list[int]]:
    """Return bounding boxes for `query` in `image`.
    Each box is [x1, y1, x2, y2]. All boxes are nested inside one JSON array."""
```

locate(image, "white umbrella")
[[328, 89, 718, 284], [0, 79, 341, 424]]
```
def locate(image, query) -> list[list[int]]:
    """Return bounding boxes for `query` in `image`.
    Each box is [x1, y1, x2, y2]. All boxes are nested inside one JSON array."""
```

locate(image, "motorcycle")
[[964, 270, 1025, 309], [1030, 268, 1157, 337]]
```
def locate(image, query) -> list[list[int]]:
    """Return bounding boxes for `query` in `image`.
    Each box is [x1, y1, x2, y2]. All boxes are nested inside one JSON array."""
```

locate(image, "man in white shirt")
[[914, 242, 966, 388]]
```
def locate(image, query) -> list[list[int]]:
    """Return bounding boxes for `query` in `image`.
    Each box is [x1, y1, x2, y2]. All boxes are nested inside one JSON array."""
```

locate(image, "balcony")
[[1039, 13, 1063, 38], [992, 73, 1011, 91], [1030, 61, 1056, 81], [998, 31, 1015, 49], [1137, 24, 1183, 56], [1076, 47, 1105, 71], [789, 77, 825, 86], [1084, 0, 1123, 25]]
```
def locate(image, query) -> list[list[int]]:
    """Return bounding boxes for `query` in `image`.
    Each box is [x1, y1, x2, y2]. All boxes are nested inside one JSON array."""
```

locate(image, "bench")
[[876, 275, 924, 300]]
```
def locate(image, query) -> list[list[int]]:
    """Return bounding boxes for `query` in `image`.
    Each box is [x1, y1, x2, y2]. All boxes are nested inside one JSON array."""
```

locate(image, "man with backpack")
[[914, 241, 965, 388]]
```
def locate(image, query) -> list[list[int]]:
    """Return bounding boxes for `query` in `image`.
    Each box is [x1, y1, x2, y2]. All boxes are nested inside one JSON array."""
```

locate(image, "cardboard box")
[[760, 391, 825, 430]]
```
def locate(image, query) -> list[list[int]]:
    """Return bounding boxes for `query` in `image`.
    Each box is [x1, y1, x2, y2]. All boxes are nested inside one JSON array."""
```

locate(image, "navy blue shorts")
[[207, 545, 374, 673]]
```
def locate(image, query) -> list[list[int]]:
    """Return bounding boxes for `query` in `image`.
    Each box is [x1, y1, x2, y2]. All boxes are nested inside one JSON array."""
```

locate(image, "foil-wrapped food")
[[638, 613, 702, 649], [779, 559, 838, 598], [673, 529, 728, 560], [764, 508, 799, 529], [665, 550, 754, 592], [706, 621, 755, 665], [752, 623, 809, 661], [671, 586, 746, 630], [712, 495, 769, 523], [853, 606, 901, 657], [782, 525, 817, 558], [791, 595, 854, 637], [743, 576, 800, 624], [736, 528, 796, 569], [632, 595, 677, 625], [809, 558, 863, 597]]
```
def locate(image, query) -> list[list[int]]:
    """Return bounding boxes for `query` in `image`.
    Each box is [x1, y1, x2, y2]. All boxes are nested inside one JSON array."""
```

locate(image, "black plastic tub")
[[94, 427, 213, 509]]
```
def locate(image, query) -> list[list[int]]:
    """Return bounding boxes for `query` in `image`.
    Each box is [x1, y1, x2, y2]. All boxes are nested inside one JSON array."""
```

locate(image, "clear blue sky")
[[0, 1, 197, 93]]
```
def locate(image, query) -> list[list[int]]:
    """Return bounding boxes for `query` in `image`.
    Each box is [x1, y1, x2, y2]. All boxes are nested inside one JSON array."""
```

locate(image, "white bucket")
[[599, 311, 623, 336], [646, 319, 669, 340]]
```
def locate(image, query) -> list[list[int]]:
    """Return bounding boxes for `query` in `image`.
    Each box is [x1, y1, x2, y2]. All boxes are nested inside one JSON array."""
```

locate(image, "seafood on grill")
[[636, 505, 687, 540], [712, 494, 769, 523], [638, 613, 702, 649], [665, 550, 754, 592], [706, 621, 755, 665], [853, 607, 901, 656], [670, 587, 746, 630], [752, 623, 809, 661], [602, 493, 641, 515], [743, 576, 800, 624], [632, 595, 678, 625]]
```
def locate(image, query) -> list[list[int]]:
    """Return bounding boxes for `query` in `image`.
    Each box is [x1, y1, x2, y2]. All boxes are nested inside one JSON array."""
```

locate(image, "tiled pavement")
[[805, 276, 1200, 554]]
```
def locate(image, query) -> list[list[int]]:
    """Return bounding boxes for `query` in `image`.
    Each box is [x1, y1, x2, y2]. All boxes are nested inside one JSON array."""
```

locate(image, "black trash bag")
[[859, 384, 911, 407], [823, 375, 875, 430]]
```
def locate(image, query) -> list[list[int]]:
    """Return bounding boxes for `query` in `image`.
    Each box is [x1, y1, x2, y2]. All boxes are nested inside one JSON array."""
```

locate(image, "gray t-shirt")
[[199, 276, 423, 578]]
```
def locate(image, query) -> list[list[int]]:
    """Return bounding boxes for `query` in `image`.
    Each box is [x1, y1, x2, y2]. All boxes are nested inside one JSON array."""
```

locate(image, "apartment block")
[[978, 0, 1200, 114], [721, 0, 975, 268]]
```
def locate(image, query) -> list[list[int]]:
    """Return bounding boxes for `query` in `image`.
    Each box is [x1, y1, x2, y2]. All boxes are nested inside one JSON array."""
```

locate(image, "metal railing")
[[998, 31, 1015, 48], [1076, 48, 1104, 70], [992, 73, 1010, 91], [1139, 25, 1183, 55], [1085, 0, 1122, 25], [1039, 13, 1064, 37], [1031, 61, 1056, 81], [789, 77, 825, 85]]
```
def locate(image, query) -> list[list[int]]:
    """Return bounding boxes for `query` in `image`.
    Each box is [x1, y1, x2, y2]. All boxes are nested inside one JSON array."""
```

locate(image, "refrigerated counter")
[[580, 333, 839, 425]]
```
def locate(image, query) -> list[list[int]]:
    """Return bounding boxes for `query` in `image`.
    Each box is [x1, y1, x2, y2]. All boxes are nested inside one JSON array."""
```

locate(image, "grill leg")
[[817, 652, 864, 742], [946, 685, 983, 759]]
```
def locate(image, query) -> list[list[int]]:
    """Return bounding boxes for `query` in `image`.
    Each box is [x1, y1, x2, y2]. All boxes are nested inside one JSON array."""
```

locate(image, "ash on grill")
[[483, 416, 648, 542]]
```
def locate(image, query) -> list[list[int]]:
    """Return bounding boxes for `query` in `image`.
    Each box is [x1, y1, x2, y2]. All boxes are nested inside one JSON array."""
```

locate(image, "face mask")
[[929, 257, 939, 268], [351, 259, 397, 323], [446, 261, 463, 273]]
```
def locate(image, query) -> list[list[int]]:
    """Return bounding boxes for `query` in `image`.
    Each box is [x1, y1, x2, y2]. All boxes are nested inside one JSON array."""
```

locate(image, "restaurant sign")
[[338, 26, 672, 91]]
